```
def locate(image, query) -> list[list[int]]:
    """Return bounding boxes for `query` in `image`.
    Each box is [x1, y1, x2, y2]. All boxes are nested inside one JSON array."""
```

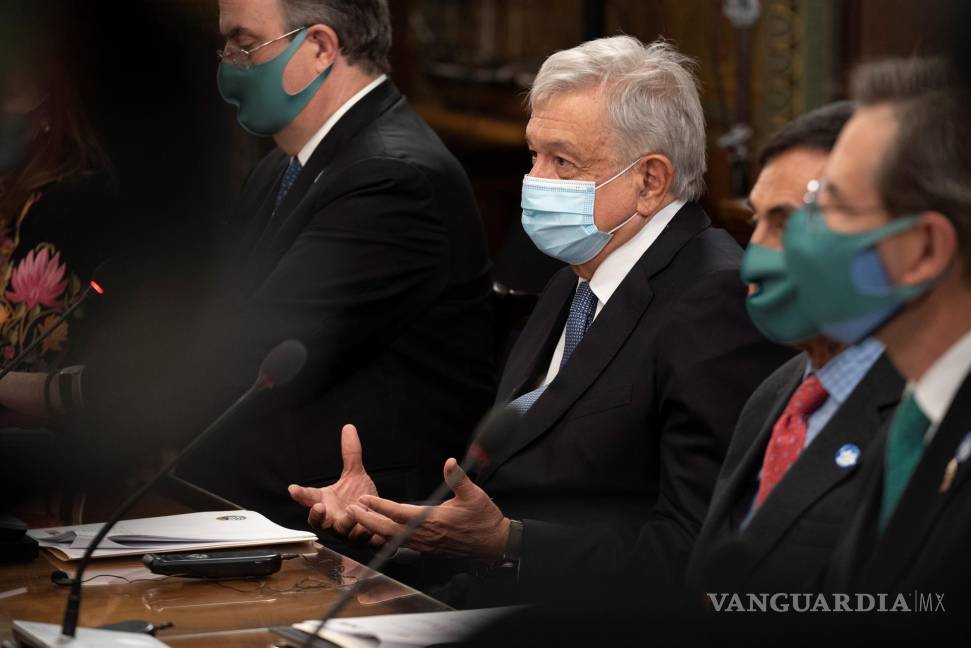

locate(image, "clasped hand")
[[288, 426, 510, 559]]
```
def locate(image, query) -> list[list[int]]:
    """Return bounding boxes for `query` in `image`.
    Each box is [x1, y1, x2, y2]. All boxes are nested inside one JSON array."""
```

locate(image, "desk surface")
[[0, 541, 450, 646]]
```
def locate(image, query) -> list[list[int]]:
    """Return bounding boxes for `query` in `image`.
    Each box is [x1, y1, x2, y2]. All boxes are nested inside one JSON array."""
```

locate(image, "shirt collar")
[[810, 337, 886, 405], [586, 199, 685, 306], [296, 74, 388, 166], [910, 326, 971, 426]]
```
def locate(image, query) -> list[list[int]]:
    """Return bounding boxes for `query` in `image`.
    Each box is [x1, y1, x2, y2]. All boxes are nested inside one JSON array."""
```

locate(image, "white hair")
[[528, 36, 707, 201]]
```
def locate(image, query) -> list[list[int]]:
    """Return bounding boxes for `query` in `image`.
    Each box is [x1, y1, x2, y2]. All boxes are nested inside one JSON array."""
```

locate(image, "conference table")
[[0, 487, 450, 647], [0, 540, 450, 646]]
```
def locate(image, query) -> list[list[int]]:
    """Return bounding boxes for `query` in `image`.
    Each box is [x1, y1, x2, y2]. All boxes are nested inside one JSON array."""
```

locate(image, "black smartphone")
[[269, 626, 342, 648], [142, 549, 282, 579]]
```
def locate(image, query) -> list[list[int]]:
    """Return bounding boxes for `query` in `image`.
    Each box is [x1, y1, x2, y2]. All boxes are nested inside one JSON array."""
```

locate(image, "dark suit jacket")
[[122, 80, 497, 526], [688, 352, 903, 592], [827, 371, 971, 606], [471, 202, 794, 596]]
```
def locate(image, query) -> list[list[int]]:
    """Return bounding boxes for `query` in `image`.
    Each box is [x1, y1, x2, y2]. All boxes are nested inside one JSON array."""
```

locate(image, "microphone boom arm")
[[0, 283, 94, 383], [301, 454, 478, 647], [60, 379, 263, 637]]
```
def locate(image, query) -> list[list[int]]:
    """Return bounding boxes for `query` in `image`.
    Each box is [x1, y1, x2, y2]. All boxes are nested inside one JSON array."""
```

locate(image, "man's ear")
[[900, 211, 958, 286], [305, 24, 340, 72], [635, 154, 675, 216]]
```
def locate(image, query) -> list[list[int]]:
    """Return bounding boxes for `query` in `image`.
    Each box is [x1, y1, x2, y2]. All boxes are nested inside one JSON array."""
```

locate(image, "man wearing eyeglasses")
[[798, 58, 971, 621], [175, 0, 497, 525], [0, 0, 497, 526], [686, 103, 904, 595]]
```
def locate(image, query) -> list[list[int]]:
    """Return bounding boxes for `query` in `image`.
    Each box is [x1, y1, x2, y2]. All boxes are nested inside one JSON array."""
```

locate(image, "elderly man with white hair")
[[290, 36, 791, 600]]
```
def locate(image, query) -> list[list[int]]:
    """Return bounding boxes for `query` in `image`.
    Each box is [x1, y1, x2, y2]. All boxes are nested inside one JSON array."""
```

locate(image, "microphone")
[[298, 404, 522, 647], [0, 260, 113, 382], [12, 339, 307, 645]]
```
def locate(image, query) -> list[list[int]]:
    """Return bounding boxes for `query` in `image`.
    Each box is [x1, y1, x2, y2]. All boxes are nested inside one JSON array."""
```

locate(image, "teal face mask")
[[740, 243, 819, 344], [217, 29, 332, 136], [0, 111, 31, 173], [520, 159, 640, 265], [783, 207, 936, 345]]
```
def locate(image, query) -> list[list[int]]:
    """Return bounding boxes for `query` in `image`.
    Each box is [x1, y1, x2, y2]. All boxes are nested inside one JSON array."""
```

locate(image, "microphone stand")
[[292, 405, 520, 647], [0, 281, 101, 382], [46, 339, 307, 642], [60, 377, 266, 636], [299, 454, 480, 647]]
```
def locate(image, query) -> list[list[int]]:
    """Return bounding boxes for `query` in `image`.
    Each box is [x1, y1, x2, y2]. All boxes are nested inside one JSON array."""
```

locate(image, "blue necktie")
[[508, 281, 598, 415], [275, 157, 303, 208]]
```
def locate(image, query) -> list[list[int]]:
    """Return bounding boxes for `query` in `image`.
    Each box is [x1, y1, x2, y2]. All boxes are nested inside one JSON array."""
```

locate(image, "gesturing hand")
[[288, 424, 377, 541], [347, 458, 511, 559]]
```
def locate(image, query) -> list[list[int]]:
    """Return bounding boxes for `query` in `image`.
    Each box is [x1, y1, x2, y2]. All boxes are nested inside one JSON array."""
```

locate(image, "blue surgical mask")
[[521, 159, 640, 265]]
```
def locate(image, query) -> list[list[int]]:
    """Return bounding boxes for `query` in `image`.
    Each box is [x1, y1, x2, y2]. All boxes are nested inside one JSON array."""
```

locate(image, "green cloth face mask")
[[740, 243, 820, 344], [783, 207, 937, 345], [217, 29, 332, 136]]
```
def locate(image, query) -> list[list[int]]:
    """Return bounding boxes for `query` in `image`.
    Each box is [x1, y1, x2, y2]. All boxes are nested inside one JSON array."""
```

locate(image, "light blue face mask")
[[521, 159, 640, 265]]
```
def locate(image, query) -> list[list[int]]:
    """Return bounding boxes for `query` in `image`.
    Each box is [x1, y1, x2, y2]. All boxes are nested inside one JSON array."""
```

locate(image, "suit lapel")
[[495, 270, 575, 403], [742, 355, 902, 571], [245, 81, 402, 280], [864, 373, 971, 589], [481, 203, 710, 483], [235, 154, 288, 258], [703, 360, 805, 539]]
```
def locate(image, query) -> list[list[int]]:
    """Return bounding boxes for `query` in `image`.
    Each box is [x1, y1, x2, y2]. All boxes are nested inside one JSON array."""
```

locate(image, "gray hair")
[[528, 36, 707, 201], [279, 0, 392, 75]]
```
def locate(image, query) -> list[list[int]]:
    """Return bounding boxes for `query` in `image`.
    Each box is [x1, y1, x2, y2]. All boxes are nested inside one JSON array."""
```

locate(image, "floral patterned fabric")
[[0, 189, 90, 372]]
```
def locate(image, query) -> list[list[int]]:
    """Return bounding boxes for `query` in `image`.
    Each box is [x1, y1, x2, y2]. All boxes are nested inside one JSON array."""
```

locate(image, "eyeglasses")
[[216, 25, 307, 70], [802, 178, 889, 220]]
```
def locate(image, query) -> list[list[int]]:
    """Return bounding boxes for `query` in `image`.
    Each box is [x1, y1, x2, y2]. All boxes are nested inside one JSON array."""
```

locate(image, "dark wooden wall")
[[24, 0, 961, 292]]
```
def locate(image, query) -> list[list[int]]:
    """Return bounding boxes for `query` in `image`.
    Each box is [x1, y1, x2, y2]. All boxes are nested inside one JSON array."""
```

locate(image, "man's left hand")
[[347, 458, 511, 559]]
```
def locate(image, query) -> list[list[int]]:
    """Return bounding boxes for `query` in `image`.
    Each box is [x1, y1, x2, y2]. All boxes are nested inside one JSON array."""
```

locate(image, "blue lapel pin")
[[835, 443, 861, 469]]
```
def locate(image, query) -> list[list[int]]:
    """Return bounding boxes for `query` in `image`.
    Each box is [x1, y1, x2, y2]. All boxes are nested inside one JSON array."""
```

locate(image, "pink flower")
[[6, 248, 68, 310]]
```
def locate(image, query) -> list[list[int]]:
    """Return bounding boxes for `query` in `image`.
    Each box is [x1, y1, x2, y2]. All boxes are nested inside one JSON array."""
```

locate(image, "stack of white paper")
[[28, 510, 316, 561], [292, 608, 520, 648]]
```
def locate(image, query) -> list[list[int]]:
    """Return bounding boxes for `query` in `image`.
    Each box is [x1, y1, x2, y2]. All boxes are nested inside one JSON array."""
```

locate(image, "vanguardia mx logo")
[[706, 592, 946, 613]]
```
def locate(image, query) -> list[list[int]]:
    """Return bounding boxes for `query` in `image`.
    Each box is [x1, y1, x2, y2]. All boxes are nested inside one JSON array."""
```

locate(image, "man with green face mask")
[[180, 0, 496, 525], [687, 103, 904, 594], [799, 58, 971, 620], [0, 0, 496, 530]]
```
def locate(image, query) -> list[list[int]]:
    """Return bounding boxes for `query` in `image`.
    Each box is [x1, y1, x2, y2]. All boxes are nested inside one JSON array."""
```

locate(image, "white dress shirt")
[[296, 74, 388, 166], [539, 199, 686, 387], [910, 326, 971, 444]]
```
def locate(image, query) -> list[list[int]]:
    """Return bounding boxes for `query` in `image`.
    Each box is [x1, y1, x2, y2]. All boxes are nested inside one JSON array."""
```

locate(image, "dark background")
[[12, 0, 965, 294], [10, 0, 967, 290], [0, 0, 966, 511]]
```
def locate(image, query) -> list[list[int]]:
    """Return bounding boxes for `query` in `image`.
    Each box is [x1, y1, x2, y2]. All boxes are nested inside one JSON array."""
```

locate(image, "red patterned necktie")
[[754, 374, 829, 509]]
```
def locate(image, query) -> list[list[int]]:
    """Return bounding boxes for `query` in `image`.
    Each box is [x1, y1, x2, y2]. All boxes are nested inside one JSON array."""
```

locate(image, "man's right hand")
[[288, 424, 377, 540]]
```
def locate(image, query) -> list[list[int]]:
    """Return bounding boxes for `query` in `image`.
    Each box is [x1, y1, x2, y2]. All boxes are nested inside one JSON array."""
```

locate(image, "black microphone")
[[298, 404, 522, 647], [0, 259, 113, 382], [54, 339, 308, 639]]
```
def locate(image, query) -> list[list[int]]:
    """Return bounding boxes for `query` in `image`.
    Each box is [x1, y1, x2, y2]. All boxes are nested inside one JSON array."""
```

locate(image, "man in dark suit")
[[291, 36, 792, 602], [783, 58, 971, 620], [688, 103, 904, 593], [0, 0, 495, 528], [178, 0, 495, 524]]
